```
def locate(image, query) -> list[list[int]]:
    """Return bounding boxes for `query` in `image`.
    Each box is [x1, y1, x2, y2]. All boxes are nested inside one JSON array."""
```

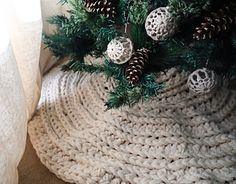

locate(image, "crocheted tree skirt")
[[28, 66, 236, 184]]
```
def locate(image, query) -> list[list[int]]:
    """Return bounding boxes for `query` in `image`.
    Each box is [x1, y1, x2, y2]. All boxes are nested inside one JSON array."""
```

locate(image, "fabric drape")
[[0, 0, 68, 183], [0, 0, 42, 183]]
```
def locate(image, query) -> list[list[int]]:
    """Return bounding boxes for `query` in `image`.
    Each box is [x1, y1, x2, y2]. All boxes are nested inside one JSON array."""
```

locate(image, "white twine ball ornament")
[[145, 6, 178, 41], [106, 37, 133, 64], [187, 68, 218, 94]]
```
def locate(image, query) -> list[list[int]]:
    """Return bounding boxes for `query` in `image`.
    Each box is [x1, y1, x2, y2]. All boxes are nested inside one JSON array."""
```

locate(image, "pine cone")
[[126, 48, 149, 85], [193, 6, 236, 40], [83, 0, 117, 18]]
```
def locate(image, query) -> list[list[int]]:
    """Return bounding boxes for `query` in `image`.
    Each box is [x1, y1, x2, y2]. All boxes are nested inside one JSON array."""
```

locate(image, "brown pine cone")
[[193, 6, 236, 40], [126, 48, 150, 85], [84, 0, 117, 18]]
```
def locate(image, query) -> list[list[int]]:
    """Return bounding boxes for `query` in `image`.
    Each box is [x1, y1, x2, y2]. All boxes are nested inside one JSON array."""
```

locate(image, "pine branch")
[[106, 73, 162, 109], [130, 24, 148, 49], [62, 59, 162, 109], [46, 14, 95, 38], [62, 59, 125, 78], [149, 0, 169, 7], [44, 0, 236, 109], [43, 33, 74, 58], [44, 14, 96, 60], [169, 0, 211, 18], [141, 74, 162, 98], [129, 0, 149, 25], [68, 0, 88, 19], [94, 26, 120, 56], [47, 15, 69, 28], [62, 59, 104, 72], [148, 39, 218, 71], [117, 0, 130, 24], [105, 81, 137, 109], [58, 0, 68, 4]]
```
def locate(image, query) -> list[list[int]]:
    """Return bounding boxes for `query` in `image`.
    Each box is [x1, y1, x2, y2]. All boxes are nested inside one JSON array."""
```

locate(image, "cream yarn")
[[28, 66, 236, 184]]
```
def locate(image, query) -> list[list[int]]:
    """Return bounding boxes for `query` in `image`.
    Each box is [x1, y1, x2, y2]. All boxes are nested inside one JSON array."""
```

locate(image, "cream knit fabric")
[[28, 65, 236, 184]]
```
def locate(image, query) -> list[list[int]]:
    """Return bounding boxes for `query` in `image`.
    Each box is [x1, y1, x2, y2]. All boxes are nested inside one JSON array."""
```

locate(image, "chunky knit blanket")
[[28, 66, 236, 184]]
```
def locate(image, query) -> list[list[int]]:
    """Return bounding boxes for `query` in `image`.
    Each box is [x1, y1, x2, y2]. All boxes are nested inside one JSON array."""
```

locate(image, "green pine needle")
[[106, 73, 162, 109], [129, 0, 149, 25], [94, 26, 120, 56], [58, 0, 68, 4], [62, 60, 104, 73], [169, 0, 211, 17]]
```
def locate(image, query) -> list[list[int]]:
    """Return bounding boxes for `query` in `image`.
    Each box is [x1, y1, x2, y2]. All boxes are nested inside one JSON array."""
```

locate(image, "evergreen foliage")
[[94, 26, 120, 56], [168, 0, 211, 18], [43, 0, 236, 108], [129, 0, 149, 25]]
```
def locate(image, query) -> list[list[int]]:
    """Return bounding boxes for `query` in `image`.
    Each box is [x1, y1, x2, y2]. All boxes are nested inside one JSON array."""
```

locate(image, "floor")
[[18, 135, 68, 184]]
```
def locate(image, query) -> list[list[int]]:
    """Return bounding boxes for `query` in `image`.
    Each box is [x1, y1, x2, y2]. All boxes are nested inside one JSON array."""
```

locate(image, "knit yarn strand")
[[28, 65, 236, 184]]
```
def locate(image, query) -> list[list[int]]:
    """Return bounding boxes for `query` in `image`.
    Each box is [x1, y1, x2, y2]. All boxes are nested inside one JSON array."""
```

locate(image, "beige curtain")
[[0, 0, 68, 183]]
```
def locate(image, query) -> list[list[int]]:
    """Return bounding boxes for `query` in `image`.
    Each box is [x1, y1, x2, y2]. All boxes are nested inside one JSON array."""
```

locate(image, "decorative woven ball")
[[145, 6, 178, 41], [106, 37, 133, 64], [187, 68, 218, 94]]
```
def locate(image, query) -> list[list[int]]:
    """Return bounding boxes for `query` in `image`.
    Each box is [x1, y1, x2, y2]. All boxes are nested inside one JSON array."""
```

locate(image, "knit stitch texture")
[[28, 66, 236, 184]]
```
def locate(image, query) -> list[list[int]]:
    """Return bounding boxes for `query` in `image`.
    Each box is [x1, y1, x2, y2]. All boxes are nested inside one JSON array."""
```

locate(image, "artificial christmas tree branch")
[[43, 0, 236, 108]]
